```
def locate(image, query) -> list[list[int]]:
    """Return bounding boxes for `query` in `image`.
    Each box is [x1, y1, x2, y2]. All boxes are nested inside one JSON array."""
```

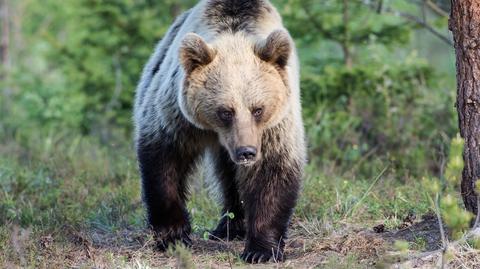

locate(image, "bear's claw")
[[154, 226, 192, 251], [240, 248, 284, 264], [209, 217, 245, 241]]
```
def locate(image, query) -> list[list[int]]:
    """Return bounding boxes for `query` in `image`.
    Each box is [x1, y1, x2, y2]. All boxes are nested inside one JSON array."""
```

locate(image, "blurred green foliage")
[[0, 0, 455, 179], [280, 0, 456, 177], [1, 2, 470, 266], [419, 135, 473, 243], [1, 0, 196, 135]]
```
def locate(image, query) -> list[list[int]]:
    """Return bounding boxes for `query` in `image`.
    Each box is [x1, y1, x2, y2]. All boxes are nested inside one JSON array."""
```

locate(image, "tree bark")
[[342, 0, 353, 69], [0, 0, 10, 118], [449, 0, 480, 216], [0, 0, 10, 72]]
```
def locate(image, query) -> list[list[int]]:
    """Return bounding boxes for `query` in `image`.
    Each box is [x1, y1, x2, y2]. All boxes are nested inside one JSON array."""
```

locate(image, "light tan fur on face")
[[179, 31, 292, 164]]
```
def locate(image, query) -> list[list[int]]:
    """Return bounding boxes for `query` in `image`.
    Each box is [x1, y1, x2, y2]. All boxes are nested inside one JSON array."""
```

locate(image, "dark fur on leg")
[[137, 133, 197, 251], [209, 147, 246, 241], [240, 155, 302, 263]]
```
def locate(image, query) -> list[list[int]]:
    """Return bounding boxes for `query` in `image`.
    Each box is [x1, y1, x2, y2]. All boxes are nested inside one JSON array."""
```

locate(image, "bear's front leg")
[[137, 136, 197, 251], [240, 157, 302, 263], [209, 147, 246, 241]]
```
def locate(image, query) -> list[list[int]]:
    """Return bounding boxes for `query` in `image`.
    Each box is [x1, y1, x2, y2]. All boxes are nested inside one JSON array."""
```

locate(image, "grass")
[[0, 132, 476, 268]]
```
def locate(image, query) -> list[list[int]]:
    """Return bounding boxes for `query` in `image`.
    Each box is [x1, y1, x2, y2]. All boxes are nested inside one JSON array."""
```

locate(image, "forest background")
[[2, 0, 474, 268]]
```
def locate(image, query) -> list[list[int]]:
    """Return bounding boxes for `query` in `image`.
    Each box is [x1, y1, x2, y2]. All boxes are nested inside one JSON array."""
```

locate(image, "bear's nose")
[[235, 146, 257, 162]]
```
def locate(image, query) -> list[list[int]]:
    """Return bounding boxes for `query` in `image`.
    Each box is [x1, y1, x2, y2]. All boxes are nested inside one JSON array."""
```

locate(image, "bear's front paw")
[[240, 247, 284, 263], [153, 224, 192, 251], [209, 216, 245, 241]]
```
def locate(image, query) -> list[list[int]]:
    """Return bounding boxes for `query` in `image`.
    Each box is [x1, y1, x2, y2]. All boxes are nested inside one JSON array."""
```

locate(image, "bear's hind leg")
[[137, 136, 197, 251], [209, 147, 246, 241]]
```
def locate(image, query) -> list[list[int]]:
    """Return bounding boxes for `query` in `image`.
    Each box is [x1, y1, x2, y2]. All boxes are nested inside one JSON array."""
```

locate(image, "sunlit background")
[[1, 0, 466, 267]]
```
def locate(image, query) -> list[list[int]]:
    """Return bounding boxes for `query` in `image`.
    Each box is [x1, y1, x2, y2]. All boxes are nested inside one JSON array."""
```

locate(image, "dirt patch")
[[310, 231, 386, 262], [380, 213, 445, 251]]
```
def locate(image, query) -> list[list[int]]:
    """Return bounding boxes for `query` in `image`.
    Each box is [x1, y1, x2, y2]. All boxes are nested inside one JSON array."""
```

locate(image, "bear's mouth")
[[226, 150, 259, 167], [231, 152, 261, 167], [235, 158, 257, 167]]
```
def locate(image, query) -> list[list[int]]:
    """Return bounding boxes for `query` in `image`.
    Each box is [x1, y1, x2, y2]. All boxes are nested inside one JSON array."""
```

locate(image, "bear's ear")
[[180, 33, 216, 74], [254, 30, 292, 69]]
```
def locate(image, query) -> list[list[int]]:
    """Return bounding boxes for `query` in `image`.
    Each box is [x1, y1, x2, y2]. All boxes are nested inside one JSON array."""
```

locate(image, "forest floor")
[[1, 135, 479, 268], [7, 213, 472, 268]]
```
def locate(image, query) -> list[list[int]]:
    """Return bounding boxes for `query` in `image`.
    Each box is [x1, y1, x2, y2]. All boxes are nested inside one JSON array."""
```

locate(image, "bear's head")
[[178, 30, 292, 166]]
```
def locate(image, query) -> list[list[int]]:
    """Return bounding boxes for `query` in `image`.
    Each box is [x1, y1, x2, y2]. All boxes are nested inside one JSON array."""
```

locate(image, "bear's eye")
[[217, 109, 234, 123], [252, 108, 263, 120]]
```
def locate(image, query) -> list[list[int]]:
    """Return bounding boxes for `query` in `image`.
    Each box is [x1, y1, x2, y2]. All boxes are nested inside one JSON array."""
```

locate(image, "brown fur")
[[179, 33, 217, 74], [254, 30, 292, 68], [179, 33, 292, 164], [134, 0, 305, 264]]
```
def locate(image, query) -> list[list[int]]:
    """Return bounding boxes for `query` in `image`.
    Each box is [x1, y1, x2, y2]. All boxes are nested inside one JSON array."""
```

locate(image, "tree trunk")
[[0, 0, 10, 71], [449, 0, 480, 216], [0, 0, 10, 118], [342, 0, 353, 69]]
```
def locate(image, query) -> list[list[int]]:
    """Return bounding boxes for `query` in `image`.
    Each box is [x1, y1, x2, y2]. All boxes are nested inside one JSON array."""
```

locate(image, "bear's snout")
[[235, 146, 257, 163]]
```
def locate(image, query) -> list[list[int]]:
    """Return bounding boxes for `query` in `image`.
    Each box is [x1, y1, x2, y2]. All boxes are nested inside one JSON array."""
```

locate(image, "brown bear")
[[133, 0, 306, 263]]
